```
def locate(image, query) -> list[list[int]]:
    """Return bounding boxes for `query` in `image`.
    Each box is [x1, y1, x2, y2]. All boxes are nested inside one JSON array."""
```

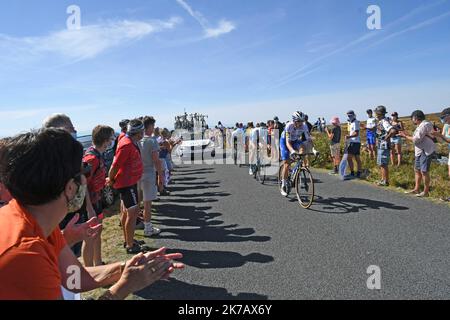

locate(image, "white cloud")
[[205, 20, 236, 38], [176, 0, 235, 39], [0, 17, 182, 61], [176, 0, 209, 29]]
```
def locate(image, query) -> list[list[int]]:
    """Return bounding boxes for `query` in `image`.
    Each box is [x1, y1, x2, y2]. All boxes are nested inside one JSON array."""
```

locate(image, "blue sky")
[[1, 0, 450, 136]]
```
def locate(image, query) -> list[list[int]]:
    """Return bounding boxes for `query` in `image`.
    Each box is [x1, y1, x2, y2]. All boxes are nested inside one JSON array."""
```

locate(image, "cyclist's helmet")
[[292, 111, 306, 122]]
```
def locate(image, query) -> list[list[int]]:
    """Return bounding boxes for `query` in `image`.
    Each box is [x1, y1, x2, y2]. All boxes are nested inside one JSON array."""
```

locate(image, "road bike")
[[278, 153, 315, 209]]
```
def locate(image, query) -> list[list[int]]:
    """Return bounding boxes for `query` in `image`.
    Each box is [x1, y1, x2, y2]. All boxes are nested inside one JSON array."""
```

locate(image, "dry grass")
[[80, 201, 158, 300], [312, 113, 450, 202]]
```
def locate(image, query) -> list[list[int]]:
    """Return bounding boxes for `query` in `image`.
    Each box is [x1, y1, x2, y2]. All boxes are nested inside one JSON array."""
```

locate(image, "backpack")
[[83, 148, 106, 193]]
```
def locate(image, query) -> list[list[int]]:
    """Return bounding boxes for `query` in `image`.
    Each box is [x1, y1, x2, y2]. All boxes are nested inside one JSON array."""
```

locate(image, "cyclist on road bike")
[[279, 111, 312, 196]]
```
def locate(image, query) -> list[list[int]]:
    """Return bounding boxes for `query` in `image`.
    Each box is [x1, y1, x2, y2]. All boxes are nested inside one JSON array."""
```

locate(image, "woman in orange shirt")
[[0, 128, 184, 300]]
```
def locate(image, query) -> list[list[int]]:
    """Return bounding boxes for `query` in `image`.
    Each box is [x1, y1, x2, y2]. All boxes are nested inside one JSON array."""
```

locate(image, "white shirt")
[[250, 128, 260, 144], [259, 128, 268, 144], [231, 128, 245, 145], [348, 120, 361, 143], [366, 117, 377, 130], [413, 121, 436, 156]]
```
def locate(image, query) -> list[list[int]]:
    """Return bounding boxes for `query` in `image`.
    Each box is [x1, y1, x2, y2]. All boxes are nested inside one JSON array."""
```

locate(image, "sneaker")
[[416, 192, 429, 198], [377, 180, 389, 187], [312, 148, 319, 156], [144, 227, 161, 238], [280, 183, 290, 197], [404, 190, 419, 195], [123, 239, 146, 248], [126, 243, 146, 254], [356, 171, 362, 179], [329, 170, 338, 175], [159, 189, 171, 196]]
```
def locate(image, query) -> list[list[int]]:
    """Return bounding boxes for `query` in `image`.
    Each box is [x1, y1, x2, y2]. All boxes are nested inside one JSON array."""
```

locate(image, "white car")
[[174, 138, 216, 160]]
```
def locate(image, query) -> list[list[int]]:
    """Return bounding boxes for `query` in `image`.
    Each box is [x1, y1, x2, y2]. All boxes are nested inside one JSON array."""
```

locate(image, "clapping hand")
[[62, 213, 103, 246], [117, 248, 185, 296]]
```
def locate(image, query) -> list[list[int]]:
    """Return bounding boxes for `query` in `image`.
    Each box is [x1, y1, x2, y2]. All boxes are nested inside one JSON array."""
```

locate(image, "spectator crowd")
[[0, 114, 184, 300], [1, 105, 449, 300]]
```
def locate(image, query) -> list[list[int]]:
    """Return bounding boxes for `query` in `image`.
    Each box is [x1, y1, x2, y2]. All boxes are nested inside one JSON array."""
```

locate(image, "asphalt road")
[[135, 163, 450, 300]]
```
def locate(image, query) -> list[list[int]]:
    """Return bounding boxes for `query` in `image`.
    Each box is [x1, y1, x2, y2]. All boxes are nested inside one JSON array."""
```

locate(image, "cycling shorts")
[[280, 136, 304, 161]]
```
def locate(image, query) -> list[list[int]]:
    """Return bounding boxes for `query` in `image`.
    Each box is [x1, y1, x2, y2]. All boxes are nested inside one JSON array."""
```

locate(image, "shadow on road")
[[135, 278, 268, 300], [175, 167, 216, 173], [166, 248, 274, 269], [168, 185, 220, 192], [170, 176, 207, 182], [168, 192, 231, 198], [154, 203, 271, 243], [170, 181, 221, 186], [308, 195, 410, 214], [262, 176, 323, 185], [158, 197, 220, 204]]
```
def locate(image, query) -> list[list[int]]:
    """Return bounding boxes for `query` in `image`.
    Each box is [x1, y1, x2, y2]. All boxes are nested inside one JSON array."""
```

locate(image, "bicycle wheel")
[[294, 167, 315, 209]]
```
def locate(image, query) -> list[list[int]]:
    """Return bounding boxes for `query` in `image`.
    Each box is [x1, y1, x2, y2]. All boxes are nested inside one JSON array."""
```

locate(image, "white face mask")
[[66, 182, 86, 213]]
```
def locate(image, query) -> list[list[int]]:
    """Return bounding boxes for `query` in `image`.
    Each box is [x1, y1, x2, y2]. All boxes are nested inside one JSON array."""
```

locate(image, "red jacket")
[[112, 136, 143, 189]]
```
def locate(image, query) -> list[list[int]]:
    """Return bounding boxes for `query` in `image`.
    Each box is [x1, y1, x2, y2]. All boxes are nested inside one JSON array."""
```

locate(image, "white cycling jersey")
[[283, 122, 310, 142]]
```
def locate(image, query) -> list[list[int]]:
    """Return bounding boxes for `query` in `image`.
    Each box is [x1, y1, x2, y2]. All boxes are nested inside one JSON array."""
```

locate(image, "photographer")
[[373, 106, 397, 187], [390, 112, 405, 166]]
